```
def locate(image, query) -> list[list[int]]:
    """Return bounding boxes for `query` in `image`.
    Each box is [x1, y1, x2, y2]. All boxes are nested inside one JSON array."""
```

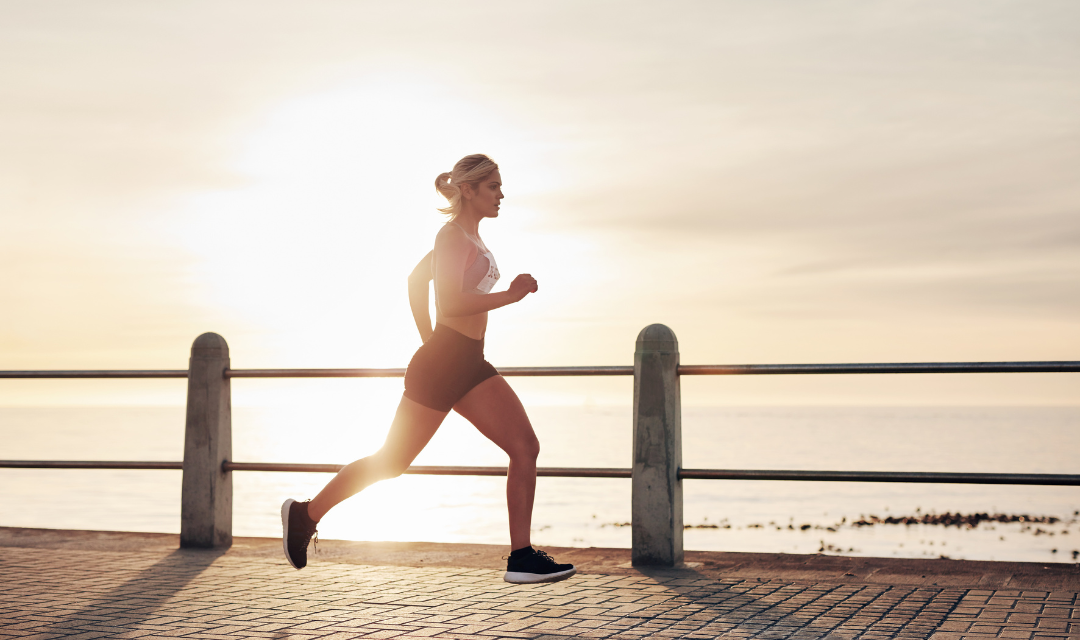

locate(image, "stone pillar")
[[632, 324, 683, 566], [180, 333, 232, 548]]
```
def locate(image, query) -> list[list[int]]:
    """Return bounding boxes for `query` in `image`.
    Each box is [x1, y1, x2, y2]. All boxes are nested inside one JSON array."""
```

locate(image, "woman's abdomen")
[[434, 311, 487, 341]]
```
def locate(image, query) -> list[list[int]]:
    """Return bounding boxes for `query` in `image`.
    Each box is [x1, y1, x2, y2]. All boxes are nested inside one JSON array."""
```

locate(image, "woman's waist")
[[432, 316, 486, 342]]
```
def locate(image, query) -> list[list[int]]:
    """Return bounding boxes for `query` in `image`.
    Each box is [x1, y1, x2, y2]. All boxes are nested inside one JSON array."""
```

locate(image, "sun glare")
[[174, 74, 552, 369]]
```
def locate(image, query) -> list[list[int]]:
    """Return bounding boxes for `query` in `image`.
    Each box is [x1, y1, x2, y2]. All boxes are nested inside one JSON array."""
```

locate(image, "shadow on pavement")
[[619, 564, 966, 639], [48, 547, 227, 636]]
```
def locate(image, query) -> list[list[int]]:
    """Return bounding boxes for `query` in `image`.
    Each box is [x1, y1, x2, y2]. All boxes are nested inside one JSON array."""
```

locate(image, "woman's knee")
[[510, 433, 540, 464], [369, 450, 412, 480]]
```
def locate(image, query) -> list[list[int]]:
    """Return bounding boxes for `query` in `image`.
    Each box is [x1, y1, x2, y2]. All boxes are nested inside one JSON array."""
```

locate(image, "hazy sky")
[[2, 1, 1078, 406]]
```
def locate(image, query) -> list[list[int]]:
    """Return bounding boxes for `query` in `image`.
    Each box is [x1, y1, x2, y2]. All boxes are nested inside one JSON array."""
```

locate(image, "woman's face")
[[466, 169, 503, 218]]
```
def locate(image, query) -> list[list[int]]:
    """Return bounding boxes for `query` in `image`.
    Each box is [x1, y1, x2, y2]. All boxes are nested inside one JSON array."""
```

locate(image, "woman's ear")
[[459, 182, 474, 200]]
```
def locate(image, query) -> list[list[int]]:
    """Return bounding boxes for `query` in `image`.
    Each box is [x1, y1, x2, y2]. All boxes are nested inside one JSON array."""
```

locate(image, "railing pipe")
[[679, 469, 1080, 485], [228, 368, 405, 378], [0, 461, 183, 470], [3, 361, 1076, 379], [678, 362, 1080, 375], [225, 366, 634, 378], [221, 462, 632, 478], [0, 370, 188, 378], [5, 460, 1076, 486]]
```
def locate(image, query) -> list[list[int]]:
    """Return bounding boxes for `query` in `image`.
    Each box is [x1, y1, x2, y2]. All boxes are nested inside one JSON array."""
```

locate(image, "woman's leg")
[[308, 396, 448, 522], [452, 375, 540, 551]]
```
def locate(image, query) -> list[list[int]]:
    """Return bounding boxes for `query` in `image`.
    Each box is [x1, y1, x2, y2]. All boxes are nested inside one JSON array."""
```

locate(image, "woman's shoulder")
[[434, 222, 479, 263], [435, 221, 470, 245]]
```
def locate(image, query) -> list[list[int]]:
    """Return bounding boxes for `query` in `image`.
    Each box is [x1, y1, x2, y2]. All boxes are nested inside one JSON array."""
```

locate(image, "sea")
[[2, 401, 1078, 564]]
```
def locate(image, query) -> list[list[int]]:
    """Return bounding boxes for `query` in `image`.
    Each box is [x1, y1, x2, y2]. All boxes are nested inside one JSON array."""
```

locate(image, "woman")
[[282, 154, 576, 584]]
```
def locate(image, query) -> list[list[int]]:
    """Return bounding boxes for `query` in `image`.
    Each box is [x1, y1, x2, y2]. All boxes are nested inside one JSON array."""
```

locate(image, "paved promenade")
[[2, 528, 1078, 639]]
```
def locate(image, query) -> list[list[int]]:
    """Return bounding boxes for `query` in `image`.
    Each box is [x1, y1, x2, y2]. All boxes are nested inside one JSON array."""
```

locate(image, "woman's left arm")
[[407, 250, 435, 343]]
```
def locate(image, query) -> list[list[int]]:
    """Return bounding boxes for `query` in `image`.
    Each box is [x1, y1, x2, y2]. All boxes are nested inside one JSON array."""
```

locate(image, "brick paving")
[[930, 590, 1080, 640], [2, 544, 1076, 640]]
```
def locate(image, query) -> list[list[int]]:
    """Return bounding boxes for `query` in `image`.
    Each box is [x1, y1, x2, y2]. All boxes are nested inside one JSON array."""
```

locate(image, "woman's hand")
[[508, 274, 538, 302]]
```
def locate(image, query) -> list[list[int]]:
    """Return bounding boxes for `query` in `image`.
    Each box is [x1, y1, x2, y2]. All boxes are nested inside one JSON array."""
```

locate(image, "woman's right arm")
[[408, 250, 434, 342]]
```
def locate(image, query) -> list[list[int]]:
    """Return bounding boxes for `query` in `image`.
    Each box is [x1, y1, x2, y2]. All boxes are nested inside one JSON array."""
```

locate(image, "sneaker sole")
[[504, 567, 576, 584], [281, 498, 301, 570]]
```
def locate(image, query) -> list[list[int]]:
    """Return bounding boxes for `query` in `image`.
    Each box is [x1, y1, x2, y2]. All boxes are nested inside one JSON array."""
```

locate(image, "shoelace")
[[300, 501, 319, 555], [533, 549, 557, 566], [506, 548, 559, 568]]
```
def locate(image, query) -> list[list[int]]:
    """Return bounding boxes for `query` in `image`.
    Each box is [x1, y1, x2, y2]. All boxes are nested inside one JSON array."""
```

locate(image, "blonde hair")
[[434, 154, 499, 218]]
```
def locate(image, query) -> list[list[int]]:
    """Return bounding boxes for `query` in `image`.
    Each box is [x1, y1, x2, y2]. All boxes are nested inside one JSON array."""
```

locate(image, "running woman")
[[282, 154, 575, 584]]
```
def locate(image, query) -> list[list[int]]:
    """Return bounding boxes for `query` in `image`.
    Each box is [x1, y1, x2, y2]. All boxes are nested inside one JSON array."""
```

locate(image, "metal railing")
[[8, 460, 1076, 486], [5, 361, 1076, 379], [2, 326, 1078, 565]]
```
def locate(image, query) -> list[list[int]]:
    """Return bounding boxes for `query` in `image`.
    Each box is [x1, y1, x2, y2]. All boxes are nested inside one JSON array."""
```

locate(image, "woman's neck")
[[453, 214, 481, 237]]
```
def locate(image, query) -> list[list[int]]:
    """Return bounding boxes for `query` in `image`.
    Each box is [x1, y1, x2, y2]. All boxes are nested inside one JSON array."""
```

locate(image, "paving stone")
[[3, 547, 1079, 639]]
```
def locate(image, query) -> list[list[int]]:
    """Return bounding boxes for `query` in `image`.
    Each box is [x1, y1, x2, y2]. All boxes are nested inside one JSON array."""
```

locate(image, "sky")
[[2, 0, 1078, 407]]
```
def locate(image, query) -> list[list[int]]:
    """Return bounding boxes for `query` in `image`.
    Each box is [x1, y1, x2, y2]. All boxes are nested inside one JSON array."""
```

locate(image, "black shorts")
[[403, 324, 499, 412]]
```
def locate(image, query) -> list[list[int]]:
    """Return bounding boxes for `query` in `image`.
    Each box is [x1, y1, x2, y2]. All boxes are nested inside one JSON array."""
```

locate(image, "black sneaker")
[[281, 498, 318, 570], [504, 547, 576, 584]]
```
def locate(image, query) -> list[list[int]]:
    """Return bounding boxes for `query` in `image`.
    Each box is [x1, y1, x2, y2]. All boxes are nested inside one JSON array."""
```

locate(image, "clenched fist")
[[508, 273, 538, 301]]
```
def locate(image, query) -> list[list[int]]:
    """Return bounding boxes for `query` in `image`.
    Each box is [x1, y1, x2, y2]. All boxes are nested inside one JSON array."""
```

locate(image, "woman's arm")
[[408, 250, 434, 342], [434, 226, 537, 318]]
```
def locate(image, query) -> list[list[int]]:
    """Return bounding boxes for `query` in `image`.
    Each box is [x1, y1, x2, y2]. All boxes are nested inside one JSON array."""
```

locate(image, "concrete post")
[[632, 324, 683, 566], [180, 333, 232, 548]]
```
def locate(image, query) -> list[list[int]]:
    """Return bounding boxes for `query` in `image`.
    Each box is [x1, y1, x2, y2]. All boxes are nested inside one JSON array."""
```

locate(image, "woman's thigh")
[[377, 396, 449, 470], [453, 375, 539, 459]]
